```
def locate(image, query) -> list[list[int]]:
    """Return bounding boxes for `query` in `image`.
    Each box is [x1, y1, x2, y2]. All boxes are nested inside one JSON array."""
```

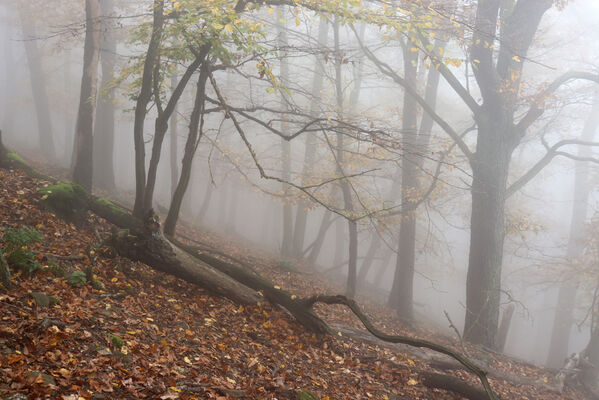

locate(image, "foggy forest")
[[1, 0, 599, 399]]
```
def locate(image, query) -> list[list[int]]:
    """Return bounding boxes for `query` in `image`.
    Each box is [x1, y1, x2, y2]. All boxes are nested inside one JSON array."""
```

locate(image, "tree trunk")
[[292, 17, 328, 257], [388, 42, 419, 319], [277, 7, 293, 259], [547, 93, 599, 368], [463, 112, 513, 348], [2, 22, 15, 136], [497, 303, 515, 353], [92, 0, 117, 190], [193, 180, 213, 226], [132, 0, 164, 216], [72, 0, 101, 192], [170, 72, 179, 199], [17, 3, 56, 160], [164, 64, 209, 237], [357, 234, 382, 285], [307, 209, 332, 265]]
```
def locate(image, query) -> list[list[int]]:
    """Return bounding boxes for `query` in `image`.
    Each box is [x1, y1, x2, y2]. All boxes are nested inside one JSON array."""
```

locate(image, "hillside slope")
[[0, 167, 589, 400]]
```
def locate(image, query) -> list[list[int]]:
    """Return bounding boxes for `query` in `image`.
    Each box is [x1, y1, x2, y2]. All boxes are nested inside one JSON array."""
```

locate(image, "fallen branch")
[[419, 371, 488, 400], [302, 295, 499, 400]]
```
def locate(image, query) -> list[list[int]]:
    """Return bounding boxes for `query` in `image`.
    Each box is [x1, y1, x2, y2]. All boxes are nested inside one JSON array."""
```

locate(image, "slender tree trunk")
[[357, 234, 382, 284], [2, 21, 15, 136], [164, 64, 209, 237], [546, 94, 599, 368], [194, 180, 213, 226], [225, 178, 238, 235], [582, 275, 599, 391], [388, 39, 442, 319], [307, 209, 333, 265], [374, 244, 395, 289], [93, 0, 116, 190], [277, 7, 294, 258], [332, 19, 360, 298], [142, 51, 208, 215], [64, 49, 75, 166], [133, 0, 164, 216], [388, 43, 419, 318], [170, 72, 179, 198], [292, 17, 328, 257], [72, 0, 101, 191], [17, 4, 56, 160]]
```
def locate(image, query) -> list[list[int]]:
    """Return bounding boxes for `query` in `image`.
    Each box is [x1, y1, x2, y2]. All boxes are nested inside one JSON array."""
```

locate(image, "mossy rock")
[[30, 292, 50, 307], [38, 183, 88, 224], [26, 371, 55, 386], [108, 333, 124, 349]]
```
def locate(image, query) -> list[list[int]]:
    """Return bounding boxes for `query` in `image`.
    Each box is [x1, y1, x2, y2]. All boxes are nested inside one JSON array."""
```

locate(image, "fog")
[[1, 0, 599, 371]]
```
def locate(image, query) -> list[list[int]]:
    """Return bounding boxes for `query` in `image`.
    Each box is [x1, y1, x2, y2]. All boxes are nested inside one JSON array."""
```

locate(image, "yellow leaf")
[[512, 55, 521, 62], [224, 24, 233, 33], [268, 7, 274, 14], [183, 356, 192, 365], [407, 378, 418, 386], [295, 17, 300, 26], [274, 285, 281, 290]]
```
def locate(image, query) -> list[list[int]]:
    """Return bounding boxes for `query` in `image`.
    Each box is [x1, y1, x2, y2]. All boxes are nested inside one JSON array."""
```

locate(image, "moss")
[[297, 390, 319, 400], [7, 151, 26, 164], [38, 183, 88, 224], [96, 196, 129, 218], [108, 333, 124, 349]]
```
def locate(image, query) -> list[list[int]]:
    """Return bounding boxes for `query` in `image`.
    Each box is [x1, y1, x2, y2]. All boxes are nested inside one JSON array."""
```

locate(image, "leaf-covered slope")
[[0, 168, 590, 400]]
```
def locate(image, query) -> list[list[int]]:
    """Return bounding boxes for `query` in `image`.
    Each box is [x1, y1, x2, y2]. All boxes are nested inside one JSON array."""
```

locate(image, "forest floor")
[[0, 164, 592, 400]]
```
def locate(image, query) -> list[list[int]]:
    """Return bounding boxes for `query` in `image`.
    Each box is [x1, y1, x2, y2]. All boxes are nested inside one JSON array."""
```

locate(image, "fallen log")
[[38, 182, 260, 305]]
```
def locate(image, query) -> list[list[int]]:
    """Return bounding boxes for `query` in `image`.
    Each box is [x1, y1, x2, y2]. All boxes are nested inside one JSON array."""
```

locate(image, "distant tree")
[[92, 0, 117, 190], [17, 1, 56, 160], [72, 0, 101, 191]]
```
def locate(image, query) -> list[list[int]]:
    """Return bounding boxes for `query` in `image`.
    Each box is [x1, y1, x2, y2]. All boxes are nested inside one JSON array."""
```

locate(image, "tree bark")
[[170, 72, 179, 199], [164, 64, 209, 237], [72, 0, 101, 192], [17, 3, 56, 160], [92, 0, 117, 190], [547, 92, 599, 368], [132, 0, 164, 216], [388, 42, 419, 319], [463, 113, 513, 348]]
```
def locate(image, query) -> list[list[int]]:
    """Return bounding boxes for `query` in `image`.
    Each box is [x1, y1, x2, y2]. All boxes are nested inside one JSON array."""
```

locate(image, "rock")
[[30, 292, 50, 307]]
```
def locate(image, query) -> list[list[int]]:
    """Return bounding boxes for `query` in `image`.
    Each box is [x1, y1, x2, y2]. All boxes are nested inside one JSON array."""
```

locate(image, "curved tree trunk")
[[72, 0, 101, 192], [132, 0, 165, 216], [164, 64, 209, 237]]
